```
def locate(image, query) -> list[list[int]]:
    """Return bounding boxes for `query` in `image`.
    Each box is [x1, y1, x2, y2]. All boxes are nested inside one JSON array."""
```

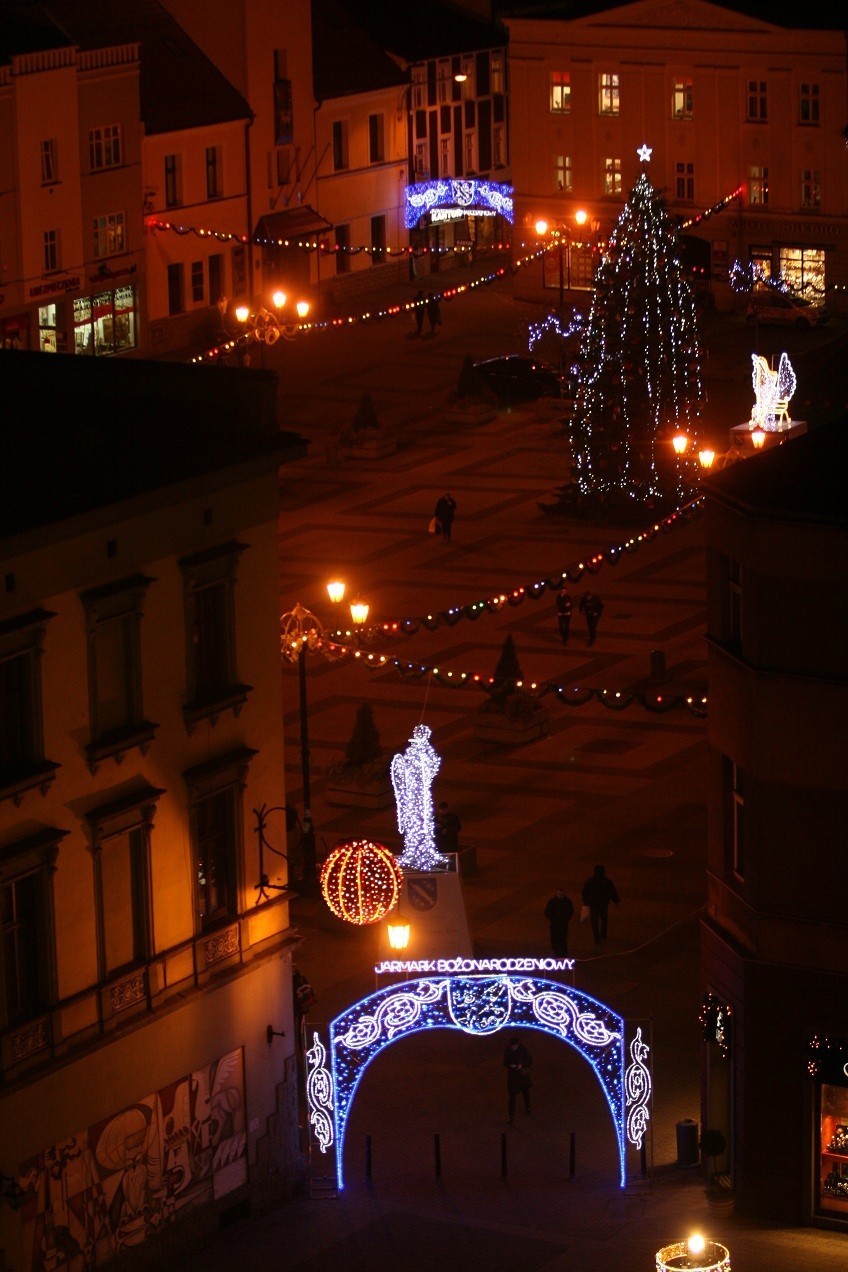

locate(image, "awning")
[[254, 206, 333, 243]]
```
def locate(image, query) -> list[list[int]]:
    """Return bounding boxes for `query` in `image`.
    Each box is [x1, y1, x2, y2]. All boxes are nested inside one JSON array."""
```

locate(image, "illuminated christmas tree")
[[570, 166, 702, 513]]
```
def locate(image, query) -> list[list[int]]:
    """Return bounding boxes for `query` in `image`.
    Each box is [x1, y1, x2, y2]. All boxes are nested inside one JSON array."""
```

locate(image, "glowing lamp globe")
[[296, 300, 310, 319], [751, 428, 766, 450], [234, 305, 250, 323], [326, 579, 346, 604], [272, 290, 287, 309], [320, 839, 402, 925], [672, 433, 689, 455], [698, 449, 715, 470], [387, 920, 411, 950], [535, 219, 549, 237], [575, 208, 588, 226]]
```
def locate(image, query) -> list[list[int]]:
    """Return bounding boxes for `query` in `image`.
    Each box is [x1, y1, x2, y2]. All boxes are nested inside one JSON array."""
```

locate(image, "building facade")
[[505, 0, 848, 311], [702, 421, 848, 1227], [0, 354, 307, 1269]]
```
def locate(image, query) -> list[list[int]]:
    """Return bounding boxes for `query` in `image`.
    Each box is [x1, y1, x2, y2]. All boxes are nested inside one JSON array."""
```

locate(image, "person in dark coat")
[[555, 590, 574, 645], [434, 492, 457, 542], [412, 288, 425, 336], [503, 1036, 533, 1123], [579, 591, 605, 645], [581, 864, 620, 945], [426, 292, 441, 334], [544, 888, 574, 956]]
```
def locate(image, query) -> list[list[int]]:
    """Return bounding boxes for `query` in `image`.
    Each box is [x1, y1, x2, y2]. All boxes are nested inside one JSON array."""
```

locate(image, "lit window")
[[747, 80, 767, 121], [92, 212, 125, 258], [799, 82, 819, 125], [556, 154, 572, 193], [599, 73, 620, 116], [184, 748, 256, 931], [675, 161, 694, 202], [749, 166, 768, 205], [491, 51, 505, 94], [89, 125, 122, 171], [801, 169, 821, 209], [672, 80, 693, 120], [551, 71, 571, 114], [603, 156, 622, 195]]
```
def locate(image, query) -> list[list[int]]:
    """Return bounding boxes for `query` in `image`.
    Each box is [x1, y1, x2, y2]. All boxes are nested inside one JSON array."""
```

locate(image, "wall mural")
[[16, 1048, 246, 1271]]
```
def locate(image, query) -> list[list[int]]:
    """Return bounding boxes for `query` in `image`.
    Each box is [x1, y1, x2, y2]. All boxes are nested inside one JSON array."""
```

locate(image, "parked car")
[[473, 355, 571, 402], [745, 291, 829, 330]]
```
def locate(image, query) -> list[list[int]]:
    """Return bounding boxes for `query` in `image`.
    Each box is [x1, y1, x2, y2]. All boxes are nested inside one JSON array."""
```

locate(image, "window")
[[414, 142, 427, 177], [93, 212, 125, 259], [72, 286, 137, 357], [0, 609, 57, 801], [273, 49, 293, 145], [604, 157, 622, 195], [779, 246, 826, 302], [208, 252, 224, 304], [335, 223, 350, 275], [180, 541, 250, 728], [164, 154, 182, 208], [85, 788, 160, 981], [1, 830, 61, 1029], [206, 146, 222, 198], [368, 113, 385, 164], [40, 138, 58, 184], [728, 759, 745, 879], [371, 214, 386, 265], [184, 748, 255, 931], [556, 154, 572, 193], [167, 263, 184, 315], [749, 166, 768, 205], [491, 51, 505, 94], [38, 303, 58, 353], [464, 132, 476, 174], [332, 120, 349, 172], [675, 161, 695, 201], [191, 260, 204, 303], [799, 82, 819, 124], [672, 80, 693, 119], [801, 169, 821, 209], [439, 104, 451, 135], [440, 137, 450, 176], [43, 229, 60, 273], [493, 125, 504, 168], [599, 73, 620, 116], [81, 576, 154, 766], [551, 71, 571, 114], [89, 125, 122, 171], [747, 79, 767, 121]]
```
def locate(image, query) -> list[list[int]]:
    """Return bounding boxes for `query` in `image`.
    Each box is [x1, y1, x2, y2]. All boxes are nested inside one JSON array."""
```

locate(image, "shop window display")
[[39, 303, 58, 353], [73, 286, 137, 356], [819, 1084, 848, 1215]]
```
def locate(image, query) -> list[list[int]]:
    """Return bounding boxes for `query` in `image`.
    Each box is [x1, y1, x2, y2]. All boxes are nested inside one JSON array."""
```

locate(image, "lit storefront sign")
[[404, 178, 513, 229], [430, 207, 495, 223]]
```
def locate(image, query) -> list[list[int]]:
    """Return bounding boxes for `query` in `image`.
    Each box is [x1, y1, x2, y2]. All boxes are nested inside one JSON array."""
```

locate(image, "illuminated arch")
[[305, 974, 651, 1191]]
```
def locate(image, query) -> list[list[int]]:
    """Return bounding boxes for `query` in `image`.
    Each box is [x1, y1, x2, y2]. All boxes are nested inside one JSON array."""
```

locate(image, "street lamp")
[[672, 433, 690, 455], [655, 1234, 730, 1270], [280, 586, 370, 886], [535, 209, 595, 313]]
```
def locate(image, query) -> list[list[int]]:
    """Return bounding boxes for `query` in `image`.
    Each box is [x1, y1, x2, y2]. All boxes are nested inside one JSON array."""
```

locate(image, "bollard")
[[365, 1134, 372, 1181], [500, 1131, 507, 1179], [434, 1133, 441, 1179], [641, 1142, 647, 1177], [568, 1131, 576, 1180]]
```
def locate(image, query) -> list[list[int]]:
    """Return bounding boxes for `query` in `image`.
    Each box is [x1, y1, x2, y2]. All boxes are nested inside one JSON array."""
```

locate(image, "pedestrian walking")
[[435, 801, 462, 854], [426, 292, 442, 335], [579, 591, 604, 645], [581, 864, 620, 945], [412, 288, 425, 336], [544, 887, 574, 957], [503, 1036, 533, 1123], [434, 492, 457, 542], [555, 590, 573, 645]]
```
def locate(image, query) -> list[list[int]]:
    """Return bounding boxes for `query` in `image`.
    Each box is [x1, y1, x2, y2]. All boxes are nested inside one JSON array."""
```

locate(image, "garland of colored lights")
[[190, 244, 549, 363], [146, 215, 513, 255], [390, 724, 448, 871], [679, 183, 744, 231], [319, 973, 648, 1190], [319, 839, 402, 925]]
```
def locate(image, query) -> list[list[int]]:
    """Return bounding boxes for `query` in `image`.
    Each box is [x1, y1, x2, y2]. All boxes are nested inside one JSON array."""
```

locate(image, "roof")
[[0, 0, 252, 134], [0, 352, 307, 542], [332, 0, 508, 63], [312, 0, 408, 100], [495, 0, 846, 33], [703, 419, 848, 528], [255, 207, 334, 243]]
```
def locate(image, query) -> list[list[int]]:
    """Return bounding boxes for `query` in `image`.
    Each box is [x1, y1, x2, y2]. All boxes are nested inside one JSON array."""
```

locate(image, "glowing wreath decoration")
[[320, 839, 402, 925]]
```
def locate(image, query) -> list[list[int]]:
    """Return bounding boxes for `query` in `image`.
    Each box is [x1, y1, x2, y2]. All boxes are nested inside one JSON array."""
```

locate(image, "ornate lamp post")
[[535, 209, 596, 314], [280, 585, 370, 886]]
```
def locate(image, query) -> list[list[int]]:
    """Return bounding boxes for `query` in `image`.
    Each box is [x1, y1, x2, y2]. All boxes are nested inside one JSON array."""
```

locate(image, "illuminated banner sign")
[[375, 956, 574, 975], [404, 178, 514, 229], [430, 207, 495, 223]]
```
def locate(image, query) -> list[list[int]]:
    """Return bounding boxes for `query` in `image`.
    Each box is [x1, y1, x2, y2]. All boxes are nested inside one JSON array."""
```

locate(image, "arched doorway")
[[305, 969, 652, 1190]]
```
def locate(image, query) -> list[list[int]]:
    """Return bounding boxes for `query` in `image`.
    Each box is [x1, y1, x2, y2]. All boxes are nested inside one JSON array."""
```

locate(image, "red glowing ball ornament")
[[320, 839, 402, 925]]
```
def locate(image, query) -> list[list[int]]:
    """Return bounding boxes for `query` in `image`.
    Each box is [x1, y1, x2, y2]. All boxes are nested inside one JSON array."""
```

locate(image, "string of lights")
[[146, 216, 513, 255], [678, 184, 744, 231], [527, 309, 584, 354], [190, 243, 551, 363]]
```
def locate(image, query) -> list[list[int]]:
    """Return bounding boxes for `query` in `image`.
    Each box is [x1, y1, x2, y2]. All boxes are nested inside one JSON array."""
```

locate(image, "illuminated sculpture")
[[750, 351, 796, 431], [390, 724, 448, 871], [320, 839, 402, 925]]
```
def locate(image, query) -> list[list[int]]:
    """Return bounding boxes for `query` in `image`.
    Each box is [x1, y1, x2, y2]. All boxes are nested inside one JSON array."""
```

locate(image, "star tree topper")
[[637, 143, 653, 163]]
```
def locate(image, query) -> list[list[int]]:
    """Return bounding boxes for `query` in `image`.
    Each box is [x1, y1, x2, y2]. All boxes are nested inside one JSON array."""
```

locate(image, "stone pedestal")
[[728, 419, 807, 458], [383, 864, 473, 959]]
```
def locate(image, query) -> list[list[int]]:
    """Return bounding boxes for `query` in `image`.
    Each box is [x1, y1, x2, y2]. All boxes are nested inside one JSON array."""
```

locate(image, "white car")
[[745, 291, 829, 330]]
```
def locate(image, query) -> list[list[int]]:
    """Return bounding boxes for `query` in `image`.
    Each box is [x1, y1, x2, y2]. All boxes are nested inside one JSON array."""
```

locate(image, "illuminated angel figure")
[[391, 723, 447, 871], [750, 352, 796, 431]]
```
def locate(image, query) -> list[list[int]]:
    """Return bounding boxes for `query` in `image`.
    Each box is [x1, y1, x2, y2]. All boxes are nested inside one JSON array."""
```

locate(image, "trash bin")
[[676, 1118, 700, 1167]]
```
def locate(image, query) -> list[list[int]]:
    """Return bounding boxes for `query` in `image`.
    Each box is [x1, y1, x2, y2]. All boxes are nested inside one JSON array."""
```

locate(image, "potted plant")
[[337, 393, 397, 459], [445, 355, 499, 425], [700, 1128, 735, 1215], [323, 702, 394, 809], [473, 635, 550, 744]]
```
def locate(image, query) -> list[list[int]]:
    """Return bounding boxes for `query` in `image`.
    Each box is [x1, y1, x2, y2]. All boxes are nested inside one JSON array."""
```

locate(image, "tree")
[[570, 169, 703, 513]]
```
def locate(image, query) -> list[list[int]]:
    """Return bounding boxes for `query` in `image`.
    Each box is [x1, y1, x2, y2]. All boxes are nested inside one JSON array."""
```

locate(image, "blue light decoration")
[[404, 179, 514, 230], [390, 724, 448, 871], [527, 310, 584, 357], [302, 973, 652, 1190], [306, 1030, 334, 1154]]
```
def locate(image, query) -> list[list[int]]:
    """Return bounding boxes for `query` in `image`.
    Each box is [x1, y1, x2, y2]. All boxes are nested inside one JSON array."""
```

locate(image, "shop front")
[[71, 285, 138, 356], [809, 1036, 848, 1226], [404, 178, 513, 273], [731, 216, 842, 305]]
